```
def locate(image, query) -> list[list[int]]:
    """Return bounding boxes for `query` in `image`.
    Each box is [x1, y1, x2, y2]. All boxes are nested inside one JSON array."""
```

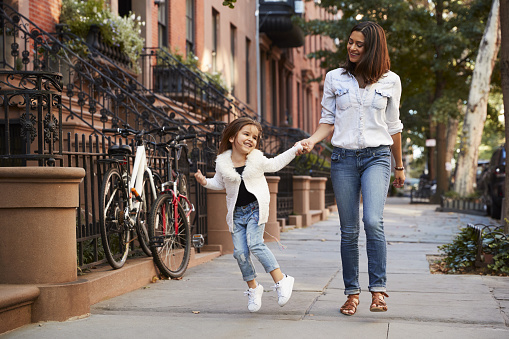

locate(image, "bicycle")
[[99, 126, 178, 269], [148, 130, 203, 278]]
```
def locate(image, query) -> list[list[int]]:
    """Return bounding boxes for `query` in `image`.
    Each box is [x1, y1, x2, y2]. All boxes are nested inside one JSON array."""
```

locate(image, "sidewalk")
[[3, 197, 509, 339]]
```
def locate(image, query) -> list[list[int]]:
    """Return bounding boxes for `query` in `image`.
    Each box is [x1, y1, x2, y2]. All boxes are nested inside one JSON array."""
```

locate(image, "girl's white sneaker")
[[244, 284, 263, 312], [274, 275, 294, 306]]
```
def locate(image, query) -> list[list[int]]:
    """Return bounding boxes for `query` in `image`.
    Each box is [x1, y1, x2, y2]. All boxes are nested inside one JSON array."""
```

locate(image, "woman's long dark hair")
[[218, 117, 263, 154], [342, 21, 391, 84]]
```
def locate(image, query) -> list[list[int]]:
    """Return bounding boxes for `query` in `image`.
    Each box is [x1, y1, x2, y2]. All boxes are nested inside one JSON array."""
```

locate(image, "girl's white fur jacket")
[[204, 146, 300, 233]]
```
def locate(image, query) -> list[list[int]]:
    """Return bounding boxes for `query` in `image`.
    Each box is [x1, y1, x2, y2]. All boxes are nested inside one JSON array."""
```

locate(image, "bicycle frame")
[[160, 180, 194, 233], [130, 144, 157, 217]]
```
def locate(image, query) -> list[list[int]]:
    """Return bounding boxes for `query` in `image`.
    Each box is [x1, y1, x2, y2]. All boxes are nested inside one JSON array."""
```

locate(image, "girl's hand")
[[194, 169, 207, 186]]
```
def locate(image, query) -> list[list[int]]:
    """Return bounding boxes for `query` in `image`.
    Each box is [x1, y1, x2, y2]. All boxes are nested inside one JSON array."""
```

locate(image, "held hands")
[[194, 169, 207, 186], [295, 139, 314, 155]]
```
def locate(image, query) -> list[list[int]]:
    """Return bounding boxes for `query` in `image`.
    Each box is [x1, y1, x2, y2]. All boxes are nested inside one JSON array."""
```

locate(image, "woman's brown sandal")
[[370, 292, 389, 312], [340, 294, 359, 316]]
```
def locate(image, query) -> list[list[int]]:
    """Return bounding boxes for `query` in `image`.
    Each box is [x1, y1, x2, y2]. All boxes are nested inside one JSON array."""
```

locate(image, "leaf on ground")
[[192, 311, 200, 314]]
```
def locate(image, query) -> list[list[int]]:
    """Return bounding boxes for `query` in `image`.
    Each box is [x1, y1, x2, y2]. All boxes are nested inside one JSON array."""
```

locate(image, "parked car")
[[479, 146, 505, 219]]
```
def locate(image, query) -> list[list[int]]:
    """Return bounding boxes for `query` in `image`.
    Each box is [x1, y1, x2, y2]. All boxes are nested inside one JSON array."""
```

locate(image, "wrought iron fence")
[[0, 2, 334, 268]]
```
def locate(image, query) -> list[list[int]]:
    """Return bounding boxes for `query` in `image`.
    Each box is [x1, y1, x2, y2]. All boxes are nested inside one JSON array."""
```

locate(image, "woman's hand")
[[392, 170, 405, 188], [194, 169, 207, 186]]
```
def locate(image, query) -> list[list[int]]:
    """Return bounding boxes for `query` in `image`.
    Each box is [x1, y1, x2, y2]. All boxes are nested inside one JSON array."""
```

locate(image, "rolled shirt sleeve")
[[385, 74, 403, 135], [319, 71, 336, 125]]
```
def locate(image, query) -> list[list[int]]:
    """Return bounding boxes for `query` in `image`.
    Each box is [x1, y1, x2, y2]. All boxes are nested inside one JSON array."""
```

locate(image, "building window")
[[186, 0, 195, 54], [118, 0, 132, 17], [260, 51, 266, 120], [245, 38, 251, 104], [158, 0, 168, 47], [271, 59, 277, 125], [297, 82, 301, 127], [230, 24, 236, 95], [212, 8, 219, 72]]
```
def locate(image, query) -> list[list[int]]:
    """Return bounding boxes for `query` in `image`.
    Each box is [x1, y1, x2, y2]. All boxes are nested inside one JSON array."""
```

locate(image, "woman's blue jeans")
[[231, 201, 280, 281], [330, 145, 391, 295]]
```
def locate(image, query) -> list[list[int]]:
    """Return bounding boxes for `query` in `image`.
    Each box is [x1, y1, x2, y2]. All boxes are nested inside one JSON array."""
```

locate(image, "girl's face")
[[229, 124, 259, 156], [347, 31, 365, 63]]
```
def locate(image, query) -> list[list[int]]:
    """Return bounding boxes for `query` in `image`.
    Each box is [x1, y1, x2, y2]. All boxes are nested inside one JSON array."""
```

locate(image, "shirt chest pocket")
[[335, 88, 352, 110], [371, 89, 392, 110]]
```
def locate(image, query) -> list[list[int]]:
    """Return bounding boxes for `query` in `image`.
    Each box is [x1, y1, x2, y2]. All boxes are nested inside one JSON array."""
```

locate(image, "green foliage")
[[439, 226, 509, 275], [60, 0, 145, 70], [488, 241, 509, 274], [159, 46, 229, 93], [438, 227, 478, 273], [442, 190, 480, 200], [222, 0, 237, 9]]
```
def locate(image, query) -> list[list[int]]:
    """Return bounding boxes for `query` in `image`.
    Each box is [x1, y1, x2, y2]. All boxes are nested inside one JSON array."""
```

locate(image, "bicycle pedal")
[[192, 234, 204, 248], [150, 236, 165, 247]]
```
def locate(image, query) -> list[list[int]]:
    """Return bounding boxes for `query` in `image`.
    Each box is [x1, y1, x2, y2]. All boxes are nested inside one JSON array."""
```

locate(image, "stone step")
[[0, 249, 222, 335]]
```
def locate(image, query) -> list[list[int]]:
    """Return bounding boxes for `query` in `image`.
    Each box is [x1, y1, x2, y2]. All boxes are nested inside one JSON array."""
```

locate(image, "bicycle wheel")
[[99, 167, 130, 269], [136, 171, 158, 257], [149, 194, 191, 278]]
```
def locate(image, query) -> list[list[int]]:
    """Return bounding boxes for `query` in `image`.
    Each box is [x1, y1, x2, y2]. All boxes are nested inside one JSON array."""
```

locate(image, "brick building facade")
[[10, 0, 334, 135]]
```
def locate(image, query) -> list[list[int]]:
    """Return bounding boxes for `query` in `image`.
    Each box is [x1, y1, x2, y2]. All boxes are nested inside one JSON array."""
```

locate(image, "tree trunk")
[[434, 121, 448, 201], [500, 0, 509, 233], [453, 0, 501, 196], [431, 0, 447, 203], [446, 116, 459, 176]]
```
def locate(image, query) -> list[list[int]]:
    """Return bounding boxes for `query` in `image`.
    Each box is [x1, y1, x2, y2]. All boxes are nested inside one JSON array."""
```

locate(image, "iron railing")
[[466, 223, 508, 269], [0, 3, 333, 267]]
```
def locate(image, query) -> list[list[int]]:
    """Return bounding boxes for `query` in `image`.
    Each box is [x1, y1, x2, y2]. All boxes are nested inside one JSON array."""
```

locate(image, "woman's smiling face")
[[347, 31, 365, 64]]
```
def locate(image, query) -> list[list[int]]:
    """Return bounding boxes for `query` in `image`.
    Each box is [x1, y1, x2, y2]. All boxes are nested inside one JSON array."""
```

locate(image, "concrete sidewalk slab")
[[3, 197, 509, 338]]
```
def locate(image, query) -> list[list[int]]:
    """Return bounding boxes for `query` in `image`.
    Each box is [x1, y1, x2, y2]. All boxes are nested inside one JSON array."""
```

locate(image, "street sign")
[[426, 139, 436, 147]]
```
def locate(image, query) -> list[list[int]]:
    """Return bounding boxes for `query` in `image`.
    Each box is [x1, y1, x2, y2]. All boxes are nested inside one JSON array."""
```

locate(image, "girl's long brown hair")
[[342, 21, 391, 84], [218, 117, 263, 154]]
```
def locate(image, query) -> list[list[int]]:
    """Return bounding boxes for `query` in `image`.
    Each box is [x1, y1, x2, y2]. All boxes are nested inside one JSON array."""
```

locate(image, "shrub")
[[60, 0, 145, 69]]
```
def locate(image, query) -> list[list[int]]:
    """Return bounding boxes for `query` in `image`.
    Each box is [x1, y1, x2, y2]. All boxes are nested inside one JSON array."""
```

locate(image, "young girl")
[[194, 117, 302, 312]]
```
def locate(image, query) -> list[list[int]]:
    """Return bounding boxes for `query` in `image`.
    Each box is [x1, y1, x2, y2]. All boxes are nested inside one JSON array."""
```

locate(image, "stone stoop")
[[0, 285, 40, 335], [0, 249, 222, 335], [310, 210, 323, 224]]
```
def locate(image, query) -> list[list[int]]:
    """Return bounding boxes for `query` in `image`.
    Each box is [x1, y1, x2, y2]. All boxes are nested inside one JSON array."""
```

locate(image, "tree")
[[501, 0, 509, 232], [454, 0, 501, 196], [297, 0, 493, 197], [222, 0, 237, 9]]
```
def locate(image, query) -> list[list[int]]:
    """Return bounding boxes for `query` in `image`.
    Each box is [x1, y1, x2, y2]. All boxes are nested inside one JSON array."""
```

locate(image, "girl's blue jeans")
[[330, 145, 391, 295], [231, 201, 279, 282]]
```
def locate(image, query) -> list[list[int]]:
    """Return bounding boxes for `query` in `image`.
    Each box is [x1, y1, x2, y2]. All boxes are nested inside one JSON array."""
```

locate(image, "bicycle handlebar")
[[103, 127, 140, 136], [155, 134, 197, 150], [103, 125, 182, 138]]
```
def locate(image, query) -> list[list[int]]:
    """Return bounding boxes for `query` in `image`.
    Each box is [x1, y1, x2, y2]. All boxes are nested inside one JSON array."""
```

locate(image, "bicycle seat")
[[108, 144, 132, 155]]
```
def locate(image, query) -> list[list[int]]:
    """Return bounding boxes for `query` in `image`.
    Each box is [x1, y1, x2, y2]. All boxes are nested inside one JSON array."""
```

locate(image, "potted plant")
[[59, 0, 145, 72]]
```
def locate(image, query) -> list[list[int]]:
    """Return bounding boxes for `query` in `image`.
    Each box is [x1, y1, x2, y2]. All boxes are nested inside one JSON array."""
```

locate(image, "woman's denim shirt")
[[319, 68, 403, 150]]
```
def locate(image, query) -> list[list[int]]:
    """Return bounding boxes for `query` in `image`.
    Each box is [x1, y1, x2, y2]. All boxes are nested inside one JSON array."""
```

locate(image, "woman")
[[299, 21, 405, 316]]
